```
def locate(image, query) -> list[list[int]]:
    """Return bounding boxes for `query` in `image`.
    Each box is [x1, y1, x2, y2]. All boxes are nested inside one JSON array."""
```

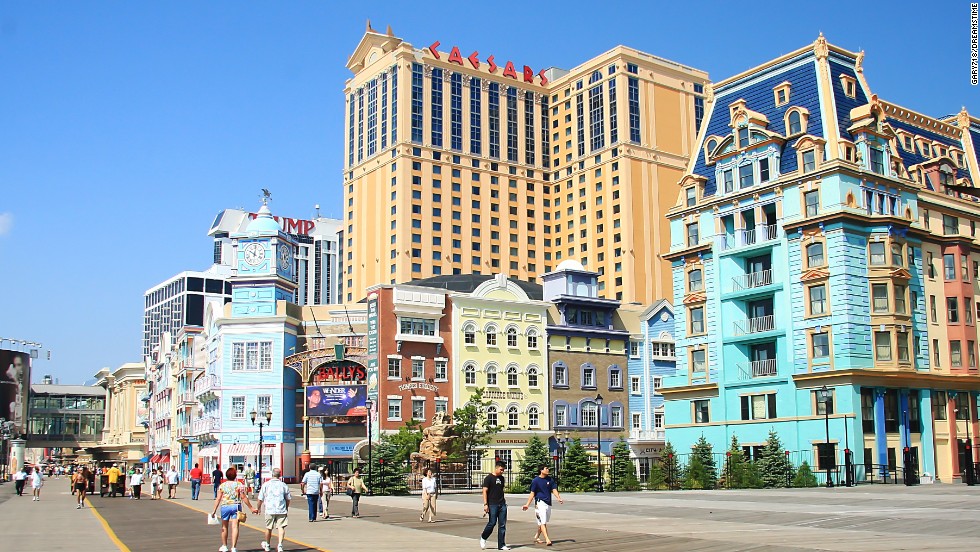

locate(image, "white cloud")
[[0, 212, 12, 237]]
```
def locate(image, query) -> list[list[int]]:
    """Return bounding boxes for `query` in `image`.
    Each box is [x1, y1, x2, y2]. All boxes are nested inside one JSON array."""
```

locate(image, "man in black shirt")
[[480, 460, 510, 550], [212, 464, 223, 499]]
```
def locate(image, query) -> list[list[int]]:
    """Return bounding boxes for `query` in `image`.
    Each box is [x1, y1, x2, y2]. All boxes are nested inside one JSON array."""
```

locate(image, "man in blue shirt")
[[521, 465, 563, 546]]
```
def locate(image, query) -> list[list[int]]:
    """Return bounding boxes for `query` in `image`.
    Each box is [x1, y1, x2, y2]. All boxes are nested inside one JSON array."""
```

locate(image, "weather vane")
[[261, 188, 272, 205]]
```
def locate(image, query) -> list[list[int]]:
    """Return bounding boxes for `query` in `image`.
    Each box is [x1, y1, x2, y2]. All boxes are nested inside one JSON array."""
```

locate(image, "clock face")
[[243, 243, 266, 266], [278, 244, 293, 272]]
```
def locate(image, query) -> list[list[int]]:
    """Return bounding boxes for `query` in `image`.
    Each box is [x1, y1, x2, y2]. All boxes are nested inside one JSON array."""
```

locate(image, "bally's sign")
[[428, 41, 549, 86]]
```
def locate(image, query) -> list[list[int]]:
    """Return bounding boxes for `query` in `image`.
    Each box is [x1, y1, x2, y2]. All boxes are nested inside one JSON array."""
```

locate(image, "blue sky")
[[1, 1, 977, 384]]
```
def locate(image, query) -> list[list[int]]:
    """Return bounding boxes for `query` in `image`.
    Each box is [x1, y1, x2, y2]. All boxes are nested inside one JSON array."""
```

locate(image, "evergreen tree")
[[512, 436, 553, 493], [659, 442, 681, 490], [449, 388, 501, 473], [366, 436, 409, 495], [756, 430, 793, 488], [557, 438, 595, 492], [607, 440, 639, 491], [744, 459, 764, 489], [645, 462, 666, 490], [792, 461, 819, 488], [683, 435, 716, 489], [720, 434, 749, 489], [386, 419, 424, 463]]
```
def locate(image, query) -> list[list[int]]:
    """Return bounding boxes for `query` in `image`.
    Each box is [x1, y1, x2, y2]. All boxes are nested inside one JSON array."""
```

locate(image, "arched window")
[[788, 111, 802, 135], [527, 366, 539, 388], [528, 405, 540, 428], [806, 242, 825, 267], [486, 405, 498, 427], [507, 405, 520, 428], [464, 363, 476, 385], [485, 324, 498, 346], [463, 322, 476, 345], [507, 365, 519, 387], [486, 364, 498, 386], [526, 328, 539, 349], [506, 327, 519, 348], [581, 401, 598, 427], [589, 70, 602, 84]]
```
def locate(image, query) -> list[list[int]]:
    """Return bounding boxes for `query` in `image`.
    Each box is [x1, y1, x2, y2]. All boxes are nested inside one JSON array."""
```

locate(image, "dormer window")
[[737, 127, 749, 148], [843, 144, 855, 162], [869, 148, 885, 175], [784, 107, 809, 136], [802, 150, 816, 173], [685, 186, 697, 207], [919, 140, 932, 158], [902, 135, 913, 150], [839, 74, 857, 99], [773, 82, 791, 107]]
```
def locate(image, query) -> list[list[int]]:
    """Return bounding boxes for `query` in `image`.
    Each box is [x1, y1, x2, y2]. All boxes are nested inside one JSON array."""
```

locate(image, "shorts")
[[220, 505, 241, 521], [168, 484, 177, 489], [74, 483, 86, 492], [534, 501, 552, 525], [265, 514, 288, 530]]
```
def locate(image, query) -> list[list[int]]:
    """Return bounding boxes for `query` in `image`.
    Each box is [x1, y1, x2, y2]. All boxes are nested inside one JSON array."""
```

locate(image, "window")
[[891, 243, 904, 267], [686, 222, 699, 246], [934, 338, 941, 366], [464, 325, 476, 344], [399, 317, 435, 336], [948, 297, 960, 323], [435, 398, 449, 414], [956, 393, 970, 420], [951, 340, 963, 367], [434, 360, 447, 381], [231, 341, 274, 372], [944, 254, 956, 280], [970, 341, 977, 368], [869, 242, 886, 266], [928, 253, 936, 278], [739, 163, 754, 189], [507, 366, 519, 387], [526, 330, 538, 349], [933, 391, 947, 420], [506, 327, 518, 348], [689, 306, 705, 334], [231, 396, 245, 419], [388, 397, 402, 421], [804, 190, 819, 217], [630, 376, 641, 395], [688, 269, 703, 292], [632, 413, 642, 430], [740, 394, 776, 420], [387, 357, 401, 379], [872, 284, 889, 313], [412, 398, 425, 421], [812, 332, 830, 359], [581, 401, 598, 427], [528, 406, 539, 428], [802, 150, 816, 173], [943, 215, 958, 236], [464, 364, 476, 385], [691, 349, 706, 373], [486, 365, 498, 386], [686, 187, 697, 207], [816, 443, 837, 472], [894, 285, 907, 314], [582, 365, 596, 388], [788, 111, 802, 134], [610, 368, 622, 389], [554, 363, 567, 386], [806, 242, 825, 267], [610, 406, 622, 428], [693, 400, 710, 423], [486, 326, 498, 346], [629, 341, 640, 358], [869, 148, 885, 174], [930, 296, 938, 323], [412, 358, 424, 380], [808, 284, 827, 315], [505, 405, 519, 428], [527, 367, 539, 388], [875, 331, 892, 361], [897, 332, 910, 362]]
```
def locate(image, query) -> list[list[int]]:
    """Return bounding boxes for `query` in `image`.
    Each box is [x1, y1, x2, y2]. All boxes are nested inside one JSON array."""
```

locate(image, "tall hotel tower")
[[342, 23, 708, 303]]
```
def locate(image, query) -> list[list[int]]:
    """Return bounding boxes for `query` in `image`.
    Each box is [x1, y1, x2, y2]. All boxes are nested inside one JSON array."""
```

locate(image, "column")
[[947, 393, 959, 476], [898, 391, 909, 449], [873, 388, 887, 470], [919, 389, 936, 477]]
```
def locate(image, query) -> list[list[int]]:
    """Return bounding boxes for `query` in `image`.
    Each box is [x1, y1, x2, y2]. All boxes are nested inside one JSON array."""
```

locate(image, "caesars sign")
[[0, 350, 31, 435]]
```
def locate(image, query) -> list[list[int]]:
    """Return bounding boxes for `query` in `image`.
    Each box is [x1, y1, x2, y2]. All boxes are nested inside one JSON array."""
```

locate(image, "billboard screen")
[[306, 385, 367, 418], [0, 349, 31, 435]]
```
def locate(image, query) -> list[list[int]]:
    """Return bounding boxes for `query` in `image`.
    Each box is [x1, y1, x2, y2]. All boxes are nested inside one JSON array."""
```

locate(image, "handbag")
[[236, 503, 247, 523], [345, 487, 353, 497], [207, 513, 220, 526]]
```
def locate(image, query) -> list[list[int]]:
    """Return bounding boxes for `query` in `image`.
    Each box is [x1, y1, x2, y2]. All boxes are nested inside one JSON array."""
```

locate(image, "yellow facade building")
[[91, 362, 149, 465], [342, 24, 708, 304]]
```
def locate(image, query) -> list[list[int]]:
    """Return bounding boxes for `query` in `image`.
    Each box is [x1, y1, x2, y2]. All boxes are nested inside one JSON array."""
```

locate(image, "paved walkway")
[[5, 479, 980, 551]]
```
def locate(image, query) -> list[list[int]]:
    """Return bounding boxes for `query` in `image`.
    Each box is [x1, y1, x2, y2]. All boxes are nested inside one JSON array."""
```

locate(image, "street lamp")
[[816, 386, 834, 488], [250, 407, 273, 492], [365, 398, 373, 492], [595, 393, 603, 492]]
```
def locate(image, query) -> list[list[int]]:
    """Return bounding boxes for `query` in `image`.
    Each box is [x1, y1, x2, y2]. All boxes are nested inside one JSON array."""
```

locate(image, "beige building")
[[91, 362, 148, 464], [342, 24, 708, 303]]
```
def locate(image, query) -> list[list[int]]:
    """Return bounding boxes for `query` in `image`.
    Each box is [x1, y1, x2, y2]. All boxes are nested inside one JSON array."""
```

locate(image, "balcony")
[[179, 391, 196, 406], [191, 416, 220, 436], [193, 374, 220, 398], [736, 359, 778, 380], [628, 428, 665, 442], [731, 269, 773, 292], [733, 315, 775, 336], [719, 224, 779, 252]]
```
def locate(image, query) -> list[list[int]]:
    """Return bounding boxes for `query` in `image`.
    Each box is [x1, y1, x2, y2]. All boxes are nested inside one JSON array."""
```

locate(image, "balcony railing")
[[719, 224, 780, 251], [180, 391, 196, 405], [731, 269, 773, 292], [733, 315, 775, 336], [629, 428, 665, 442], [191, 416, 220, 436], [736, 359, 778, 380], [193, 374, 220, 397]]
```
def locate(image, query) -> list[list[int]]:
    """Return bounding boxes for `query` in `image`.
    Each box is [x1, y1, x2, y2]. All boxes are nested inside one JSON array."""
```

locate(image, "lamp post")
[[365, 398, 373, 492], [250, 407, 273, 492], [816, 386, 834, 488], [595, 393, 603, 492]]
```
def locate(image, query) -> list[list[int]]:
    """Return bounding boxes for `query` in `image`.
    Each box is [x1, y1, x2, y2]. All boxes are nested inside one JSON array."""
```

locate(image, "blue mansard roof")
[[694, 51, 824, 197], [886, 116, 971, 189], [827, 53, 869, 140]]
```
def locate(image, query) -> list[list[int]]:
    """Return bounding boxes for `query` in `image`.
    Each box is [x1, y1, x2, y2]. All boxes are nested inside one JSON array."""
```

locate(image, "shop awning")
[[198, 446, 218, 457], [149, 454, 161, 463], [139, 455, 151, 463], [226, 443, 260, 456], [158, 453, 170, 465]]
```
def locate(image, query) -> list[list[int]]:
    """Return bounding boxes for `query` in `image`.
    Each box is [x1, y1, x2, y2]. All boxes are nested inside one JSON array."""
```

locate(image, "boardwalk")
[[3, 480, 980, 551]]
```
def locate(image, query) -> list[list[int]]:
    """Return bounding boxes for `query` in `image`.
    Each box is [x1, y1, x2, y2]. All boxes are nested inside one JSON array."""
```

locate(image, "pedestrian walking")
[[190, 463, 204, 500], [211, 466, 255, 552], [166, 466, 180, 498], [151, 469, 164, 499], [107, 464, 123, 497], [31, 464, 44, 502], [300, 464, 323, 522], [319, 467, 334, 519], [130, 468, 143, 500], [522, 464, 563, 546], [479, 460, 509, 550], [346, 468, 369, 518], [72, 467, 89, 508], [253, 467, 291, 552], [212, 464, 224, 498], [244, 464, 256, 494], [13, 467, 26, 496], [420, 467, 438, 523]]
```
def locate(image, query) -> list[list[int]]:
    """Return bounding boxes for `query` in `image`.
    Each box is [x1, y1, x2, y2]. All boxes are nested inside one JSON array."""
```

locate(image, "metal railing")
[[736, 359, 777, 380], [718, 224, 779, 251], [731, 269, 773, 291], [191, 416, 220, 436], [733, 314, 775, 336], [193, 374, 220, 397]]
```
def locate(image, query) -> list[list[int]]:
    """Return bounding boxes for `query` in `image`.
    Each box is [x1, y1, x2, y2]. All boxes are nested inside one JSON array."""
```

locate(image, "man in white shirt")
[[30, 465, 43, 501], [300, 465, 323, 523], [166, 467, 180, 499], [13, 467, 27, 496], [254, 468, 291, 552]]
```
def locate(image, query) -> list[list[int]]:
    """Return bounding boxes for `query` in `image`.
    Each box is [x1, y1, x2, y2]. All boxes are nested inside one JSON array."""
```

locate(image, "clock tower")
[[230, 200, 297, 318]]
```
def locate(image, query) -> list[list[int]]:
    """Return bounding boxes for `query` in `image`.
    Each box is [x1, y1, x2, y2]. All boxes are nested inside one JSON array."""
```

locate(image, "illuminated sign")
[[429, 41, 549, 86], [311, 361, 367, 383], [306, 385, 367, 417], [247, 213, 316, 236]]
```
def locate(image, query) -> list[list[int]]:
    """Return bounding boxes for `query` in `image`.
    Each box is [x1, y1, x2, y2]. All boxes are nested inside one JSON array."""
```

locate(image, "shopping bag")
[[207, 514, 220, 526]]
